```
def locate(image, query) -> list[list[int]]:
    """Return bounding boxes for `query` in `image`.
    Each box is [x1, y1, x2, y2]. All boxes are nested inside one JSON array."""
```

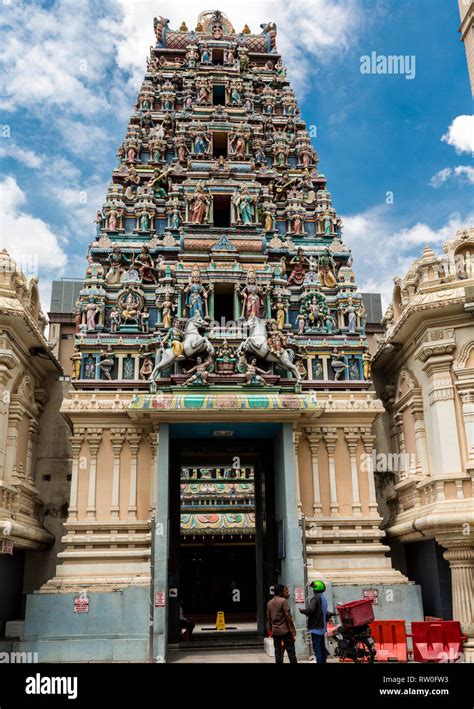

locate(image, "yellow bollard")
[[216, 611, 226, 631]]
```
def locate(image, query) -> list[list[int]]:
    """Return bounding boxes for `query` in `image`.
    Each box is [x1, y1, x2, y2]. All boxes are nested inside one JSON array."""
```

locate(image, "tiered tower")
[[75, 10, 369, 391]]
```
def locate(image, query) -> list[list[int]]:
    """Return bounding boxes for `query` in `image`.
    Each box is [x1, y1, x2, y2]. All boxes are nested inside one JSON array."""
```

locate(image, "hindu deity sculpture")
[[134, 246, 158, 284], [170, 206, 182, 229], [183, 267, 211, 318], [237, 269, 267, 319], [318, 250, 337, 288], [140, 307, 150, 333], [362, 351, 372, 380], [183, 355, 213, 386], [98, 346, 115, 380], [160, 317, 184, 358], [148, 168, 169, 199], [228, 124, 248, 158], [287, 248, 309, 287], [216, 340, 236, 374], [188, 184, 211, 224], [331, 350, 349, 381], [120, 289, 142, 323], [267, 320, 287, 355], [94, 210, 104, 239], [175, 135, 188, 163], [157, 293, 175, 329], [70, 345, 82, 380], [243, 357, 269, 386], [191, 124, 212, 156], [344, 297, 357, 334], [237, 187, 255, 225], [272, 296, 287, 330], [109, 306, 121, 333], [139, 356, 154, 380], [85, 298, 100, 331]]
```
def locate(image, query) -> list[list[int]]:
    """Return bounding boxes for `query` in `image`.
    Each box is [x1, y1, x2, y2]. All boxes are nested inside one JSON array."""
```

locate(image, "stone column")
[[422, 354, 462, 475], [361, 430, 379, 514], [392, 412, 407, 480], [454, 369, 474, 473], [292, 426, 302, 514], [344, 427, 362, 515], [306, 429, 322, 516], [128, 430, 142, 519], [4, 410, 21, 484], [411, 402, 430, 476], [68, 432, 84, 522], [86, 429, 102, 520], [110, 428, 126, 518], [323, 427, 339, 516], [443, 545, 474, 662], [25, 418, 39, 483]]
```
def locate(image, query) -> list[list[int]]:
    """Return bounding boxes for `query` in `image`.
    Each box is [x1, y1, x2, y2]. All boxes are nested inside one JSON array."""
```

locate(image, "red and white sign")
[[294, 586, 305, 604], [155, 592, 166, 608], [1, 540, 13, 555], [363, 588, 379, 605], [74, 595, 89, 613]]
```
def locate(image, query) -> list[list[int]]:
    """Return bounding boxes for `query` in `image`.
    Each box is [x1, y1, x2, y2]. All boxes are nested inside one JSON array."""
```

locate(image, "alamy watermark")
[[360, 451, 417, 473], [360, 52, 416, 80]]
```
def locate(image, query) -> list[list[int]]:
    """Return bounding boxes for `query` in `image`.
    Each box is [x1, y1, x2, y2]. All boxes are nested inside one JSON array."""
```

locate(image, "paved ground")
[[168, 648, 330, 663]]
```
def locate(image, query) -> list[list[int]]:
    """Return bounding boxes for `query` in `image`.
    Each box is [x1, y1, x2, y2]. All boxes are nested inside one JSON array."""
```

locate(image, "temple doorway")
[[167, 432, 278, 645]]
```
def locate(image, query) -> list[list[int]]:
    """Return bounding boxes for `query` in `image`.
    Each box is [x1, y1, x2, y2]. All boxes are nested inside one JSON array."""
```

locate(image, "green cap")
[[310, 580, 326, 592]]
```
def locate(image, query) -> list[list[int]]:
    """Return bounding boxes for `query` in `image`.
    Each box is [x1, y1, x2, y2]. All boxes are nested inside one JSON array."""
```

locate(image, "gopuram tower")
[[21, 11, 421, 661]]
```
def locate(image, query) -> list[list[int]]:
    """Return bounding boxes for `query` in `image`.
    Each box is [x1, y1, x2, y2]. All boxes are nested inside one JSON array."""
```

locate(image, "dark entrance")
[[213, 194, 231, 227], [213, 283, 234, 323], [167, 437, 277, 643]]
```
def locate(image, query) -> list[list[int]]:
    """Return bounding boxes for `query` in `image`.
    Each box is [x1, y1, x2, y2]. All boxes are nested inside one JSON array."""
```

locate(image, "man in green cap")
[[299, 579, 330, 664]]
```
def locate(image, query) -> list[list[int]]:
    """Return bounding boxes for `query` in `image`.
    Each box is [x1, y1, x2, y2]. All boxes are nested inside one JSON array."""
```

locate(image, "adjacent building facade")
[[458, 0, 474, 94], [373, 228, 474, 660]]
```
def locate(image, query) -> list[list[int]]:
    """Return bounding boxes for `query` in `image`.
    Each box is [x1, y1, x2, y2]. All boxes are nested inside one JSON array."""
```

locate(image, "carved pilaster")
[[110, 428, 126, 518], [344, 427, 362, 515], [361, 429, 379, 514], [68, 431, 85, 522], [85, 429, 103, 520], [292, 426, 303, 514], [127, 429, 142, 519], [323, 427, 339, 516], [306, 428, 322, 516]]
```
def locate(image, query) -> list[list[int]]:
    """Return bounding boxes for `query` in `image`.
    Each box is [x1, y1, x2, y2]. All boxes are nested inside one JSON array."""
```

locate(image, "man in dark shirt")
[[266, 583, 298, 664], [299, 579, 329, 663]]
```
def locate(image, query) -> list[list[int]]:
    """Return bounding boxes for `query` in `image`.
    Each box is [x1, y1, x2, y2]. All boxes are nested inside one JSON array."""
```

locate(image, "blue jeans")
[[311, 632, 327, 663]]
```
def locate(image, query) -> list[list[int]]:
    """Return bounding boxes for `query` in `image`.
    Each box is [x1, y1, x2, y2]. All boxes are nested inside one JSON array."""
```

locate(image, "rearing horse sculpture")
[[150, 314, 214, 381], [237, 316, 301, 381]]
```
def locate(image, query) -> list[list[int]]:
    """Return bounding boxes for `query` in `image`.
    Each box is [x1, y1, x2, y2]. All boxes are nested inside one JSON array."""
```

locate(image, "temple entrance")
[[167, 432, 278, 645]]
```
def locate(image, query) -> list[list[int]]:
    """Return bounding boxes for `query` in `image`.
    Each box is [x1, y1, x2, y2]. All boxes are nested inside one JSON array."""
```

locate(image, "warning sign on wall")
[[155, 592, 166, 608], [74, 593, 89, 613], [363, 588, 379, 605], [294, 587, 305, 604], [1, 540, 13, 555]]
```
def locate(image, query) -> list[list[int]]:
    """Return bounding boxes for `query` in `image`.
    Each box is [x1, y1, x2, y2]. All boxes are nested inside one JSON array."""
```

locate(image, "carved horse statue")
[[237, 316, 301, 381], [150, 314, 215, 381]]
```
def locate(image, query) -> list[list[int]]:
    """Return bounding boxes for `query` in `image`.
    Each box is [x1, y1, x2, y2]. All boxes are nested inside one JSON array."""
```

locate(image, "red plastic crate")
[[337, 599, 375, 627]]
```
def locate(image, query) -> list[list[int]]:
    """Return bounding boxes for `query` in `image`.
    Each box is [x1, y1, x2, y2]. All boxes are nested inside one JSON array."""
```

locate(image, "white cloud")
[[441, 115, 474, 155], [343, 205, 474, 307], [111, 0, 362, 96], [0, 176, 68, 276], [429, 165, 474, 188], [0, 140, 43, 168]]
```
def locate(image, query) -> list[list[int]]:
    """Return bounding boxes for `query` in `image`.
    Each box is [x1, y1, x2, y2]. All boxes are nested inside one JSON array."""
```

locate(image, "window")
[[213, 284, 235, 324], [213, 85, 226, 105], [213, 194, 231, 228], [212, 131, 228, 158], [212, 48, 224, 65]]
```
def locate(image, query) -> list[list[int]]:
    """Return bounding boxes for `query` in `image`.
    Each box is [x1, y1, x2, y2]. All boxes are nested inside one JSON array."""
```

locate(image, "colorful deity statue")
[[272, 296, 287, 330], [191, 124, 211, 156], [287, 248, 309, 286], [140, 307, 150, 333], [229, 124, 248, 158], [362, 351, 372, 380], [267, 320, 287, 355], [94, 210, 104, 239], [344, 297, 357, 334], [134, 246, 158, 284], [183, 355, 213, 386], [188, 184, 211, 224], [184, 267, 211, 318], [237, 269, 267, 319], [157, 293, 175, 329], [331, 350, 348, 381], [109, 306, 121, 333], [85, 297, 100, 331], [139, 356, 154, 380], [97, 346, 115, 380], [160, 317, 184, 358], [318, 249, 338, 288], [243, 357, 269, 386], [237, 187, 255, 225], [70, 345, 82, 380]]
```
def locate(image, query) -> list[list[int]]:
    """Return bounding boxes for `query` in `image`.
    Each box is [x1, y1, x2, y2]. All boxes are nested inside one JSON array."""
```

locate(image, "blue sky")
[[0, 0, 472, 310]]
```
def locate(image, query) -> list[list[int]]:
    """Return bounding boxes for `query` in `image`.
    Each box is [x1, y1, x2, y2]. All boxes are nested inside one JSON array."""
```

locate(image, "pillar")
[[306, 429, 322, 516], [292, 426, 302, 514], [153, 423, 169, 662], [110, 428, 125, 518], [148, 427, 160, 515], [443, 545, 474, 662], [68, 432, 84, 522], [361, 430, 379, 514], [344, 428, 362, 515], [127, 430, 142, 519], [323, 428, 339, 516], [86, 429, 102, 520], [411, 402, 430, 475]]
